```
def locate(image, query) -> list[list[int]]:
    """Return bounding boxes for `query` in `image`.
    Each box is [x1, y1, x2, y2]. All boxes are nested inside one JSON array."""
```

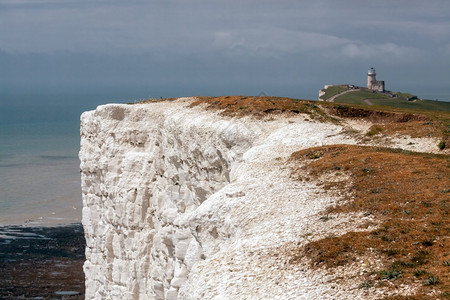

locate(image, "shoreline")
[[0, 202, 82, 228], [0, 223, 86, 299]]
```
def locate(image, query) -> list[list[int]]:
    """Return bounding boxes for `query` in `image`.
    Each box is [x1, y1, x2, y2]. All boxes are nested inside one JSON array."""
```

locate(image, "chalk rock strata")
[[80, 98, 360, 299]]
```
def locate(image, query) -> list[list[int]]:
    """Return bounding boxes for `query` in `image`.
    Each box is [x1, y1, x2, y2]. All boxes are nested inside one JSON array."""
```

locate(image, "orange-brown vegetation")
[[190, 96, 332, 121], [290, 145, 450, 297], [189, 96, 449, 147]]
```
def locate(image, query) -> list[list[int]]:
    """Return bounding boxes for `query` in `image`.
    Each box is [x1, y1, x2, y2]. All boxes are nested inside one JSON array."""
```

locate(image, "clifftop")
[[318, 85, 450, 113], [186, 96, 450, 150], [80, 97, 449, 299]]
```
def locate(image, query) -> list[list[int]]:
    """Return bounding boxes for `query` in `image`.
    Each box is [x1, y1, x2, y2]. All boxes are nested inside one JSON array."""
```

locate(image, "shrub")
[[379, 269, 402, 280], [423, 276, 440, 286], [358, 280, 373, 289], [366, 126, 383, 136], [413, 269, 427, 277], [319, 215, 333, 222]]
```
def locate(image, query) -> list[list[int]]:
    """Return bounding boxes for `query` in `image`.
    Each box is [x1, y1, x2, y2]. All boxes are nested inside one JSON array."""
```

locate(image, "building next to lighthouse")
[[318, 67, 398, 101], [367, 67, 385, 92]]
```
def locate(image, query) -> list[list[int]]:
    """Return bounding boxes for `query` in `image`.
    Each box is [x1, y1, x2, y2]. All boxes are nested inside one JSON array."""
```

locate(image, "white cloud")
[[210, 28, 350, 57], [340, 42, 422, 60], [212, 31, 246, 49]]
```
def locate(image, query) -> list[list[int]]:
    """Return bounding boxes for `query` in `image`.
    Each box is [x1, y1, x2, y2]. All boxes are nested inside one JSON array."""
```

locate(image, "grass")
[[289, 145, 450, 297], [190, 96, 450, 148], [358, 280, 373, 289], [413, 269, 428, 277], [127, 97, 177, 104], [377, 99, 450, 112], [189, 96, 334, 122], [320, 85, 350, 101], [321, 102, 450, 148], [334, 90, 450, 113], [423, 276, 440, 286], [130, 95, 450, 153], [379, 269, 402, 280], [133, 95, 450, 150], [366, 125, 383, 136], [395, 92, 417, 100], [334, 90, 393, 103]]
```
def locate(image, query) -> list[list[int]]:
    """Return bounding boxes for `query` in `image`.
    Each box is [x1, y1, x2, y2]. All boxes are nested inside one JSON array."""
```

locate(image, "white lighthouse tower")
[[367, 67, 385, 92], [367, 67, 376, 89]]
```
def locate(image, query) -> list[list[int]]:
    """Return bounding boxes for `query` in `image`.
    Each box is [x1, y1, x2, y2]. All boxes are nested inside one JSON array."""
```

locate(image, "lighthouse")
[[367, 68, 376, 89], [367, 67, 385, 92]]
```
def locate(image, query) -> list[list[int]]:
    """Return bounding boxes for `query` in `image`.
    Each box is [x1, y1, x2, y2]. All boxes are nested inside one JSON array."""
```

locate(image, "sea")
[[0, 89, 147, 226]]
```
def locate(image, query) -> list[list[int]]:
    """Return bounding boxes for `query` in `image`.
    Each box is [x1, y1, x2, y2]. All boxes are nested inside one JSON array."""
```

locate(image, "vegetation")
[[366, 125, 383, 136], [334, 90, 392, 103], [139, 95, 450, 296], [323, 103, 450, 148], [395, 92, 418, 100], [320, 85, 350, 101], [190, 96, 450, 148], [358, 280, 374, 290], [290, 145, 450, 297], [128, 97, 176, 104], [190, 96, 334, 122], [334, 90, 450, 113]]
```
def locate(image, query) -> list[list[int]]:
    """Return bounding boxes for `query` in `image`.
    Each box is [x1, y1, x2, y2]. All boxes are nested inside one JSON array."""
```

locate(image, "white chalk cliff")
[[80, 98, 437, 299]]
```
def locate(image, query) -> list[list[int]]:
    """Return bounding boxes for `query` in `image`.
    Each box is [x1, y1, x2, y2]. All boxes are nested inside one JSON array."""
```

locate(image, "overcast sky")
[[1, 0, 450, 101]]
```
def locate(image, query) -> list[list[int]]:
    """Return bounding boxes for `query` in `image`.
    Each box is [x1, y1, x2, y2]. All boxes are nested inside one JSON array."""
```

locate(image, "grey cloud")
[[0, 0, 447, 55], [1, 0, 449, 100]]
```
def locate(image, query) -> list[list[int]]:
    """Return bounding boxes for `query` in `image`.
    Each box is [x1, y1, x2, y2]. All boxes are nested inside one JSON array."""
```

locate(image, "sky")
[[1, 0, 450, 103]]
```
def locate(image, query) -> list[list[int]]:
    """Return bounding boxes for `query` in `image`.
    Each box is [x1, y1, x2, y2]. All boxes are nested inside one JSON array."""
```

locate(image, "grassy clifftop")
[[319, 86, 450, 113], [190, 95, 449, 150], [335, 90, 450, 112]]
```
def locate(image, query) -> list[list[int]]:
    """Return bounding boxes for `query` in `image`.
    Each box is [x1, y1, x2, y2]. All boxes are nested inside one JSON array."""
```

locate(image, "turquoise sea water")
[[0, 121, 82, 225], [0, 90, 139, 226]]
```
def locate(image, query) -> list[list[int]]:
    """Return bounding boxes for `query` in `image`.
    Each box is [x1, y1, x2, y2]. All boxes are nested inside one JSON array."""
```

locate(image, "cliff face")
[[79, 98, 439, 299], [80, 99, 252, 299]]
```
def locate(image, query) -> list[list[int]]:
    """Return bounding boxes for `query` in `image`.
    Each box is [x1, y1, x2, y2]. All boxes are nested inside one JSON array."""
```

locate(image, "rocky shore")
[[0, 223, 85, 299]]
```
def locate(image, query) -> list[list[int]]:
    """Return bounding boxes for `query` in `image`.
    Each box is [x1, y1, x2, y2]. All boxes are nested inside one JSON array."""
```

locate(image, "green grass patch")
[[395, 92, 417, 100], [320, 85, 349, 100], [333, 90, 450, 112], [334, 90, 392, 104], [369, 99, 450, 112]]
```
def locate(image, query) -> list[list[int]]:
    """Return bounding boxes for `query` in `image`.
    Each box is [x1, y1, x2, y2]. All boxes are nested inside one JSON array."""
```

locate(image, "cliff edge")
[[80, 97, 448, 299]]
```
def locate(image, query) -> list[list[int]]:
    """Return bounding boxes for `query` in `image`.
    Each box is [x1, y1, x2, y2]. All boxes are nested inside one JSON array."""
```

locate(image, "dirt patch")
[[289, 145, 450, 298]]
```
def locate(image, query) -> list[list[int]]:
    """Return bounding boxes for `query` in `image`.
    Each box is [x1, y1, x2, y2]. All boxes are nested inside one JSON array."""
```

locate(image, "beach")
[[0, 117, 86, 298], [0, 223, 85, 299]]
